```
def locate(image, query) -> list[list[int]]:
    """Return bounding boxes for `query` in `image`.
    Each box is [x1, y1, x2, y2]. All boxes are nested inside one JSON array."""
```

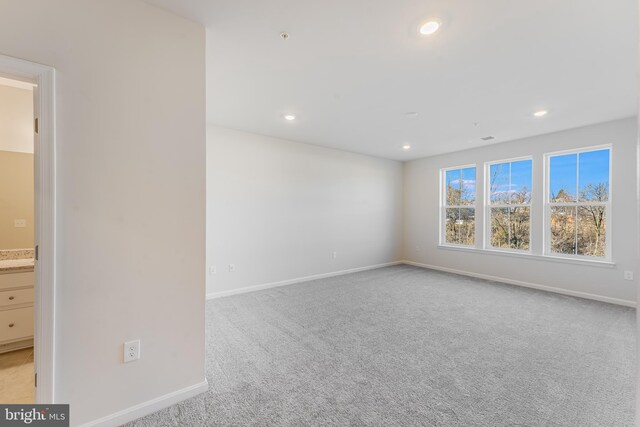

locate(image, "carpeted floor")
[[128, 265, 636, 426]]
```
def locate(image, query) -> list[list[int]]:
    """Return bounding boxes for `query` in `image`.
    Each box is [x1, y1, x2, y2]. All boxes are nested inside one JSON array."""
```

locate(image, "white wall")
[[636, 13, 640, 418], [0, 1, 206, 425], [0, 84, 33, 153], [207, 125, 403, 295], [0, 151, 34, 249], [404, 118, 638, 305]]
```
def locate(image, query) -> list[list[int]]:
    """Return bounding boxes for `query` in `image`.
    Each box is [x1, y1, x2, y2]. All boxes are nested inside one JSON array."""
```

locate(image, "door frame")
[[0, 54, 55, 403]]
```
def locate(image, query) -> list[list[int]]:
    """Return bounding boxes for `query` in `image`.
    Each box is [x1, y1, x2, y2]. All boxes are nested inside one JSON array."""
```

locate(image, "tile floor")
[[0, 347, 34, 403]]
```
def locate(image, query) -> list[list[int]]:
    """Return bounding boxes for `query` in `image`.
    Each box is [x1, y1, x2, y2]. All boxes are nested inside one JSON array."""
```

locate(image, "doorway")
[[0, 55, 55, 404], [0, 76, 36, 402]]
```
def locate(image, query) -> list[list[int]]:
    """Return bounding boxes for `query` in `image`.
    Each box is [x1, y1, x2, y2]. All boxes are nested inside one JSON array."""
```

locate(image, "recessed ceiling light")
[[284, 114, 296, 121], [419, 20, 441, 36], [533, 110, 548, 117], [402, 144, 412, 150]]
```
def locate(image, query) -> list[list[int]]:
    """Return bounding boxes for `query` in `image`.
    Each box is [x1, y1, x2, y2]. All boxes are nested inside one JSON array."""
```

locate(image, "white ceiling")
[[144, 0, 638, 161]]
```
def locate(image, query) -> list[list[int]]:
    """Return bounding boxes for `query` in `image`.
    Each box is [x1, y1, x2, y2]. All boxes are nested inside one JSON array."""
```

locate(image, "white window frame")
[[439, 164, 477, 248], [543, 145, 612, 261], [484, 156, 533, 254]]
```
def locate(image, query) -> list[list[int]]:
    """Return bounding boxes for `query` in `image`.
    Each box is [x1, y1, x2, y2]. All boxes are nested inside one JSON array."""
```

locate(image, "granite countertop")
[[0, 249, 35, 273]]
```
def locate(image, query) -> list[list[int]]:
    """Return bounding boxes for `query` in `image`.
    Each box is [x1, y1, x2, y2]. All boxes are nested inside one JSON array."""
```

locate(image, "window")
[[486, 159, 532, 251], [546, 147, 610, 259], [441, 166, 476, 246]]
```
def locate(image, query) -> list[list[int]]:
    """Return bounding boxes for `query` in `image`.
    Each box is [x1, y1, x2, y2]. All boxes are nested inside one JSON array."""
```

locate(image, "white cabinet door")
[[0, 307, 34, 342]]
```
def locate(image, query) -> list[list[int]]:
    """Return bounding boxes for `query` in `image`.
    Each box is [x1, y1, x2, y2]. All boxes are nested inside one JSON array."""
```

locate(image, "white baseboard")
[[79, 379, 208, 427], [207, 261, 403, 300], [402, 260, 636, 308]]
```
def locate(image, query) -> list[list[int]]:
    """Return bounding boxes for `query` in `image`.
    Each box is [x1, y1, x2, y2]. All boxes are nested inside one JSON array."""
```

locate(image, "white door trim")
[[0, 54, 56, 403]]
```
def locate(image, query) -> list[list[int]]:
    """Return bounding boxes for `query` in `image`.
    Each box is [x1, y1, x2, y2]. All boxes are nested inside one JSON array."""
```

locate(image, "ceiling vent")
[[481, 136, 495, 141]]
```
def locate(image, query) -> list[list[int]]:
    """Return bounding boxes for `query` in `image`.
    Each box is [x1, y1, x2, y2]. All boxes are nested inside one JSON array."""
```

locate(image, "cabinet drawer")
[[0, 307, 33, 342], [0, 288, 34, 309], [0, 272, 34, 291]]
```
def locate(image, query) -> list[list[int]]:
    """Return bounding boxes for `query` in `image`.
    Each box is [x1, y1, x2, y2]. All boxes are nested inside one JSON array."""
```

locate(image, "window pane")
[[445, 169, 461, 206], [550, 206, 577, 255], [550, 154, 577, 202], [445, 208, 459, 244], [490, 208, 509, 248], [579, 149, 609, 202], [443, 167, 475, 246], [460, 167, 476, 205], [577, 206, 606, 257], [459, 208, 475, 246], [511, 160, 532, 204], [509, 206, 530, 250], [489, 163, 510, 204]]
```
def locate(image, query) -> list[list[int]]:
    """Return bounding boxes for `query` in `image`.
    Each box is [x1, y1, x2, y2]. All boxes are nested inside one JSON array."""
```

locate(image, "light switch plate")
[[14, 219, 26, 228]]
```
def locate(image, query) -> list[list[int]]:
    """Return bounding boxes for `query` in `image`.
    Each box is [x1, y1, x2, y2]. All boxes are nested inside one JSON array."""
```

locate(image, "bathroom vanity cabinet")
[[0, 270, 34, 353]]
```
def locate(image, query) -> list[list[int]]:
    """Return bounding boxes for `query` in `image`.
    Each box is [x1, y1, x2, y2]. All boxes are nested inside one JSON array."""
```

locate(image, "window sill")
[[436, 245, 616, 268]]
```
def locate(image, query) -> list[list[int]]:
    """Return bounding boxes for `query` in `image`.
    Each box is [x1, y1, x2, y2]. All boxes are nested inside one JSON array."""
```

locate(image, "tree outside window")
[[442, 167, 476, 246], [487, 159, 532, 251], [547, 148, 610, 258]]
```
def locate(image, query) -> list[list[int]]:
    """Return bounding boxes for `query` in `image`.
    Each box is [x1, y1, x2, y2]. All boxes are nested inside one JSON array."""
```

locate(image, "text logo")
[[1, 405, 69, 426]]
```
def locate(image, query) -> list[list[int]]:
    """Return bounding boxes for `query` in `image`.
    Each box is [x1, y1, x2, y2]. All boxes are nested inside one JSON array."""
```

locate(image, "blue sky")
[[446, 148, 609, 204], [549, 149, 609, 200], [489, 160, 532, 203], [446, 168, 476, 203]]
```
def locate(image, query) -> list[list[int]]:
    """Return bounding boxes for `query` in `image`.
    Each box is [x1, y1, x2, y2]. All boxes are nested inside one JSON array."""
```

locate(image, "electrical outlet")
[[228, 264, 236, 272], [331, 251, 337, 260], [124, 339, 141, 363], [624, 271, 634, 281], [209, 265, 217, 275], [14, 219, 26, 228]]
